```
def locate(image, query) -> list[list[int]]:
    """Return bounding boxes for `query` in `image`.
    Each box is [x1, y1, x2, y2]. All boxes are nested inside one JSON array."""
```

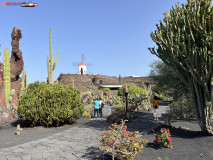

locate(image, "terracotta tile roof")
[[94, 74, 102, 79], [79, 62, 85, 66]]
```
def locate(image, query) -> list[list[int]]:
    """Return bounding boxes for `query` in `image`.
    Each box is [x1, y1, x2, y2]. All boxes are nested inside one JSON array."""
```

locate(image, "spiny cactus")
[[141, 81, 152, 110], [3, 48, 11, 109], [20, 69, 27, 96], [149, 0, 213, 134], [47, 28, 59, 84], [9, 89, 15, 104]]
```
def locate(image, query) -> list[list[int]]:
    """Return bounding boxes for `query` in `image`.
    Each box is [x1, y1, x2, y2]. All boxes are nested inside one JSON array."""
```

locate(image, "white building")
[[78, 62, 86, 74]]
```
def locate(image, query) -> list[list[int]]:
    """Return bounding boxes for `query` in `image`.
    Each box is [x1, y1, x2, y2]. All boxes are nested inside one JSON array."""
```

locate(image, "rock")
[[107, 110, 129, 124], [82, 94, 90, 104], [10, 103, 18, 118], [0, 105, 12, 125], [10, 27, 23, 80], [0, 27, 24, 125], [10, 27, 23, 96]]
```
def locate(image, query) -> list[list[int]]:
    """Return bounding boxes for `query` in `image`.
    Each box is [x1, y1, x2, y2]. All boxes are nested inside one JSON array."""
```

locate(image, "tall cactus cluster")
[[3, 48, 11, 109], [149, 0, 213, 134], [141, 81, 152, 110], [47, 28, 59, 84]]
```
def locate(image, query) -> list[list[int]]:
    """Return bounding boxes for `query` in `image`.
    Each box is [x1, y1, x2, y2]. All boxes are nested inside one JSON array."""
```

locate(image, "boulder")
[[0, 103, 12, 125], [107, 110, 129, 124]]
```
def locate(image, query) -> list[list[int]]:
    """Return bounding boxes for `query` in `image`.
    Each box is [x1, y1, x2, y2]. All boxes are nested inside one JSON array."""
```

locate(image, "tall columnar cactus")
[[3, 48, 11, 109], [141, 81, 152, 110], [149, 0, 213, 134], [47, 28, 59, 84], [20, 69, 27, 95]]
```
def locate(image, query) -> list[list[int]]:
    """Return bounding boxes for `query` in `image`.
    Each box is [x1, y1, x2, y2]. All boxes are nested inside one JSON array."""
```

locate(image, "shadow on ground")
[[82, 146, 119, 160], [153, 124, 211, 139], [82, 111, 169, 134]]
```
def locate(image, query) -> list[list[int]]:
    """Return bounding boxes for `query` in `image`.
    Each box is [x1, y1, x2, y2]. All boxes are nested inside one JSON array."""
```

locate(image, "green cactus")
[[149, 0, 213, 134], [3, 48, 10, 109], [20, 69, 27, 95], [47, 28, 59, 84], [55, 80, 58, 84], [9, 89, 15, 103], [141, 81, 152, 110]]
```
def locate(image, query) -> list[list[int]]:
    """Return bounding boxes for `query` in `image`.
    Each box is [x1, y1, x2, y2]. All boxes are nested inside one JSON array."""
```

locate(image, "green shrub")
[[84, 104, 93, 111], [113, 104, 125, 111], [101, 88, 111, 92], [118, 83, 147, 96], [17, 81, 84, 127], [82, 111, 91, 118], [167, 94, 196, 119], [112, 97, 122, 105], [118, 83, 148, 111]]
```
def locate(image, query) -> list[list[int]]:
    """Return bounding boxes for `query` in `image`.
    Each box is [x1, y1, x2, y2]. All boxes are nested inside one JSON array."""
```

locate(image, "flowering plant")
[[97, 120, 148, 160], [153, 128, 172, 148]]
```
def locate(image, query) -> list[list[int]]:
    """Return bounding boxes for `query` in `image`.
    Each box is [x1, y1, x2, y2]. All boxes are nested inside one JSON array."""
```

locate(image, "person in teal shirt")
[[93, 98, 100, 118]]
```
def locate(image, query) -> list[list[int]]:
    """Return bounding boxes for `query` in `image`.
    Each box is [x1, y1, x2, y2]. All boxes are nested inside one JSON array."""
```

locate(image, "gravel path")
[[0, 103, 212, 160]]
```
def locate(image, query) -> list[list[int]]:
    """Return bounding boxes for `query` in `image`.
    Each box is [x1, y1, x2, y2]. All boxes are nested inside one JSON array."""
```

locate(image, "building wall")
[[78, 65, 86, 74]]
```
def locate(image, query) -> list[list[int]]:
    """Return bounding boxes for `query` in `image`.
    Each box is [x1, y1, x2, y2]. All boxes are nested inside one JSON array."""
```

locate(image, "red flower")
[[168, 138, 171, 142]]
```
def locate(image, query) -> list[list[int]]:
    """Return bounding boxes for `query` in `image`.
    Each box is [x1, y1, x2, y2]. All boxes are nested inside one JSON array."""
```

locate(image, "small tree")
[[149, 60, 195, 118]]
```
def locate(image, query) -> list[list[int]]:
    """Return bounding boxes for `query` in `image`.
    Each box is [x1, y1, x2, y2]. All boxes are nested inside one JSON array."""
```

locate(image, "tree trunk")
[[189, 77, 213, 135]]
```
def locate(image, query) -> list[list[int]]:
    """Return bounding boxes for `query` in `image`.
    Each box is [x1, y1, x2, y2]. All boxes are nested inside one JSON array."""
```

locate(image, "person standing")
[[93, 98, 100, 118], [109, 98, 112, 106], [99, 98, 104, 118], [152, 93, 161, 121]]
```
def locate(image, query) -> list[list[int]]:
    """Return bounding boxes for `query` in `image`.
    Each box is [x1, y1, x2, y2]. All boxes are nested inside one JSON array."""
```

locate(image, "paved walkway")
[[0, 103, 212, 160], [0, 105, 113, 160]]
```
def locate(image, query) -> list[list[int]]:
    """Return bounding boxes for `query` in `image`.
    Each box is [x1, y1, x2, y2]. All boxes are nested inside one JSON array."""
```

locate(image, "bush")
[[98, 120, 148, 160], [118, 83, 147, 96], [84, 104, 94, 112], [17, 81, 84, 127], [168, 94, 196, 119], [118, 83, 148, 111], [101, 88, 111, 92], [153, 128, 172, 148], [113, 104, 125, 111], [113, 97, 122, 105], [82, 111, 92, 118]]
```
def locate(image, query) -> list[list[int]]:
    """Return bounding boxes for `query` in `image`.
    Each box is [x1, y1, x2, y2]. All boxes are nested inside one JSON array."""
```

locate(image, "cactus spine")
[[3, 48, 11, 109], [47, 28, 59, 84]]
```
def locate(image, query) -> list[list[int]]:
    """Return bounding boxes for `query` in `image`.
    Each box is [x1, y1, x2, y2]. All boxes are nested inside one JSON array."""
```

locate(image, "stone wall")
[[122, 76, 151, 87], [57, 74, 151, 93]]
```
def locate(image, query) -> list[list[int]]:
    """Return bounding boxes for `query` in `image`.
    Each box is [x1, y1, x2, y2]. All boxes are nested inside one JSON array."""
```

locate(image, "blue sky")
[[0, 0, 187, 84]]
